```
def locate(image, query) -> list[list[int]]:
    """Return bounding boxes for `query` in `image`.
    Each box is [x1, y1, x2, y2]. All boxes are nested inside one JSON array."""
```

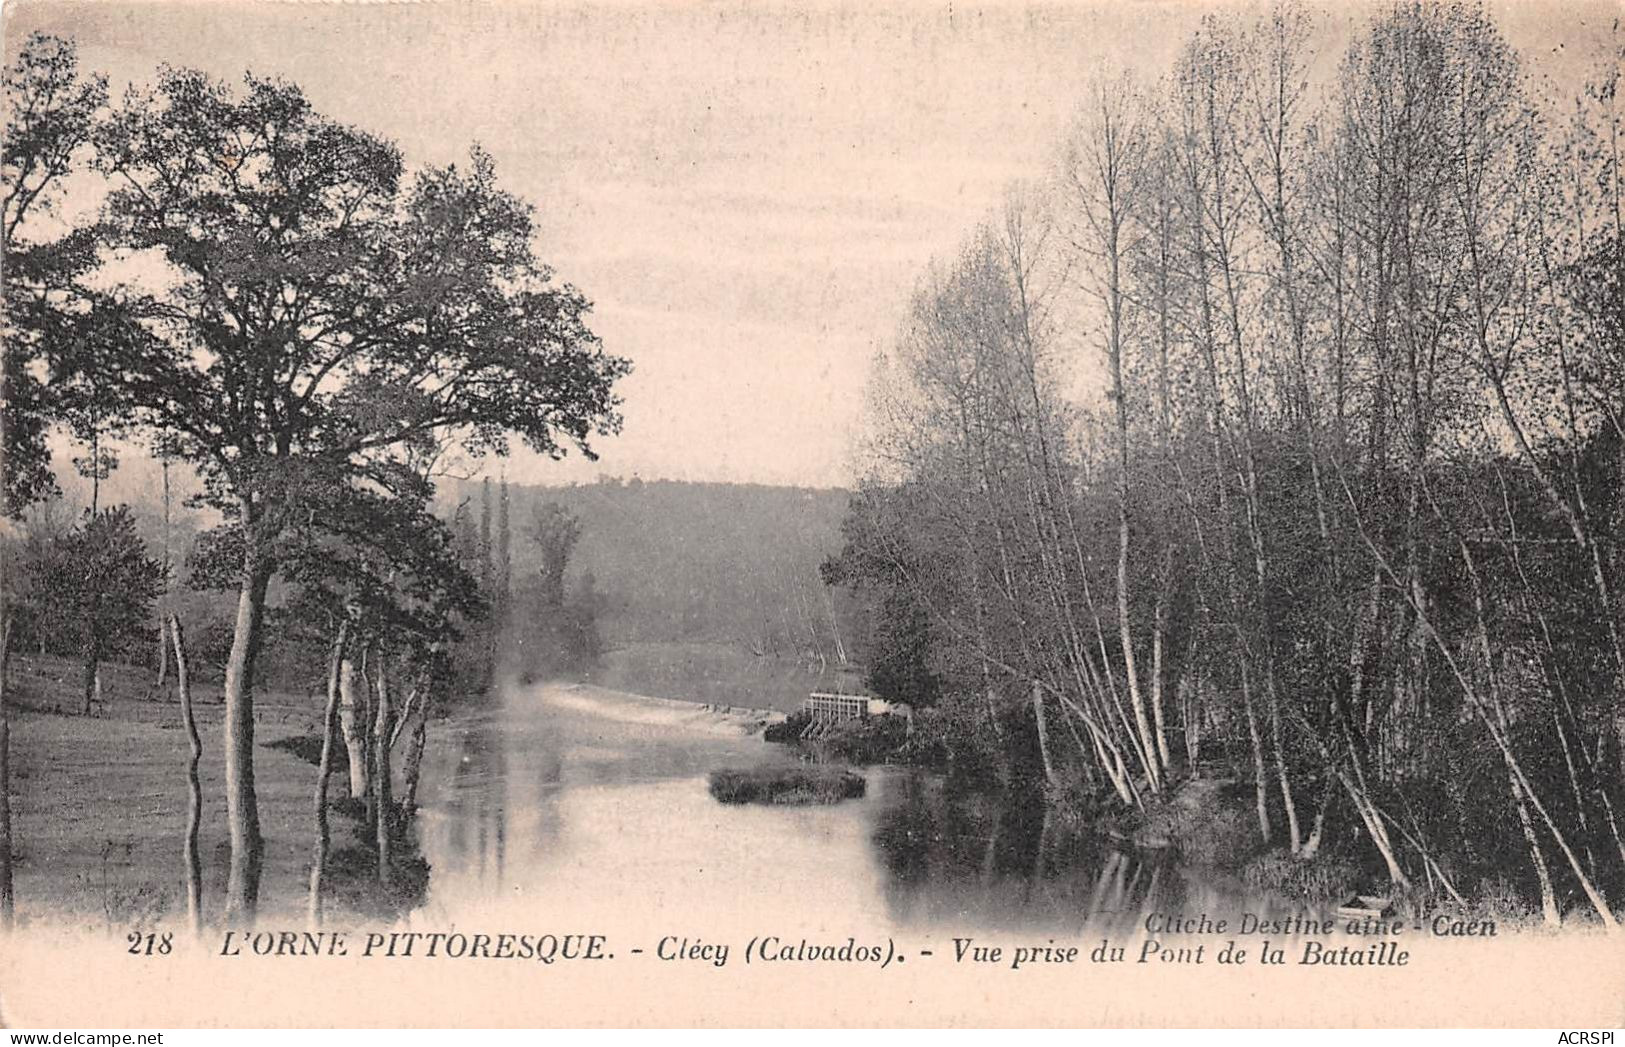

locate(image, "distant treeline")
[[446, 477, 861, 668], [2, 473, 863, 693]]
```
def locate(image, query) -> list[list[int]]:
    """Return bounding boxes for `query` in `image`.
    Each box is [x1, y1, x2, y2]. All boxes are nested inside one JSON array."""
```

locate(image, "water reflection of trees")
[[435, 718, 566, 892], [871, 773, 1188, 935]]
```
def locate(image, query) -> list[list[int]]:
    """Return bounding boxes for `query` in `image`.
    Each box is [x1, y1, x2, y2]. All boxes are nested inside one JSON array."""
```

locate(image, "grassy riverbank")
[[755, 701, 1566, 930], [8, 705, 318, 928], [4, 653, 421, 929], [1092, 775, 1562, 930]]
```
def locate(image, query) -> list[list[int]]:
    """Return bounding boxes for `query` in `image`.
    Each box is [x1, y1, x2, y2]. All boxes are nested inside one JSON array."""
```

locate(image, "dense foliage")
[[0, 35, 629, 916], [827, 2, 1625, 926]]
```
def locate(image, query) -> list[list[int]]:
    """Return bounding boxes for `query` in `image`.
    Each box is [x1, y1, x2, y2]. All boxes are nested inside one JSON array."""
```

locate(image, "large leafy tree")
[[527, 500, 582, 608], [74, 68, 628, 916], [1, 34, 107, 517], [27, 506, 163, 713], [821, 484, 943, 710]]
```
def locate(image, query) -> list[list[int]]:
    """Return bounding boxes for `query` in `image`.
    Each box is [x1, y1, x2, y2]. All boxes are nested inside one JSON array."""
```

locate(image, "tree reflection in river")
[[869, 771, 1263, 935], [423, 712, 565, 900], [410, 684, 1294, 935]]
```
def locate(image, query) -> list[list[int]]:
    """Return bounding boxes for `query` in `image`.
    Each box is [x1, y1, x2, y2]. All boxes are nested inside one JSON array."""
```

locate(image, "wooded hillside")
[[442, 477, 857, 658]]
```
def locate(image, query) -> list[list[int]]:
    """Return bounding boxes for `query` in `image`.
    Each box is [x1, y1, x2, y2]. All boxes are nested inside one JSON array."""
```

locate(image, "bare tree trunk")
[[1033, 680, 1057, 788], [389, 674, 426, 753], [169, 614, 202, 935], [1299, 775, 1336, 861], [1116, 462, 1161, 795], [822, 585, 848, 666], [221, 551, 273, 920], [1508, 769, 1560, 927], [1180, 671, 1201, 773], [309, 622, 349, 928], [1337, 767, 1412, 890], [0, 618, 14, 931], [157, 458, 172, 689], [402, 698, 431, 813], [1150, 553, 1174, 773], [372, 656, 394, 887], [84, 430, 105, 717], [1239, 660, 1270, 844], [339, 651, 369, 801], [1087, 82, 1160, 795], [81, 651, 98, 717], [1270, 685, 1302, 854]]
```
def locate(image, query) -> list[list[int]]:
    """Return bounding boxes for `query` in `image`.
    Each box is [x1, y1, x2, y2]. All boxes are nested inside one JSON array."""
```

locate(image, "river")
[[408, 680, 1296, 939], [7, 679, 1616, 1027]]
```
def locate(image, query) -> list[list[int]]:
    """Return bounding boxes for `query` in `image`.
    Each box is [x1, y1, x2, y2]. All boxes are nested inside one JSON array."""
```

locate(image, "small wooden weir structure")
[[800, 692, 872, 739]]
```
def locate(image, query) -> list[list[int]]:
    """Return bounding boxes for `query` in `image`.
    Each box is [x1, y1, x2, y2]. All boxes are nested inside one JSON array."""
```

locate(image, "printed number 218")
[[127, 931, 173, 955]]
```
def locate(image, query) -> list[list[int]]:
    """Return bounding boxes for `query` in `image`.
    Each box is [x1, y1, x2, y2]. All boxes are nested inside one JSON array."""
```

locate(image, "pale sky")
[[5, 0, 1614, 489]]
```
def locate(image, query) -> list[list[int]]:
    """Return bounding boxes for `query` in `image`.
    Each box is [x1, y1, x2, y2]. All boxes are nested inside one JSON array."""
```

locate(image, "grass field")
[[4, 652, 343, 930], [2, 645, 859, 928]]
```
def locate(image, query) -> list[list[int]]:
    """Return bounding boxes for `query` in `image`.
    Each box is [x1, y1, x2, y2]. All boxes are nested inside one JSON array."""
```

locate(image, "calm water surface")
[[410, 682, 1295, 938]]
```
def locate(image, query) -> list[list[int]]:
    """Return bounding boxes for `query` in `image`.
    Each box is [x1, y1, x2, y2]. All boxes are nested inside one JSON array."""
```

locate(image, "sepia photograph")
[[0, 0, 1623, 1030]]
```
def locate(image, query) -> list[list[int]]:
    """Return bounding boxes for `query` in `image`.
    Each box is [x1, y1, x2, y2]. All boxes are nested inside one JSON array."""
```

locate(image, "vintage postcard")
[[1, 0, 1623, 1030]]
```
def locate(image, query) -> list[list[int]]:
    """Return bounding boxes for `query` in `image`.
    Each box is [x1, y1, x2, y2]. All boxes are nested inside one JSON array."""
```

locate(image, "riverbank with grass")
[[8, 652, 1562, 936], [5, 653, 432, 929], [753, 705, 1567, 931]]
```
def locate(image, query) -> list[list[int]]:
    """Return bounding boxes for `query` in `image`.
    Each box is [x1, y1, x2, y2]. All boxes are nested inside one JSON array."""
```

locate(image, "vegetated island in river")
[[707, 766, 866, 805]]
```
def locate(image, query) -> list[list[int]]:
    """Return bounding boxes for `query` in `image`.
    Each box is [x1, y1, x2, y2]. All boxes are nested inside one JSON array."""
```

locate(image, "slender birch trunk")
[[222, 547, 273, 920], [0, 618, 14, 931], [339, 650, 369, 801], [372, 656, 394, 887], [309, 622, 349, 928], [1033, 680, 1058, 788], [169, 615, 202, 935]]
